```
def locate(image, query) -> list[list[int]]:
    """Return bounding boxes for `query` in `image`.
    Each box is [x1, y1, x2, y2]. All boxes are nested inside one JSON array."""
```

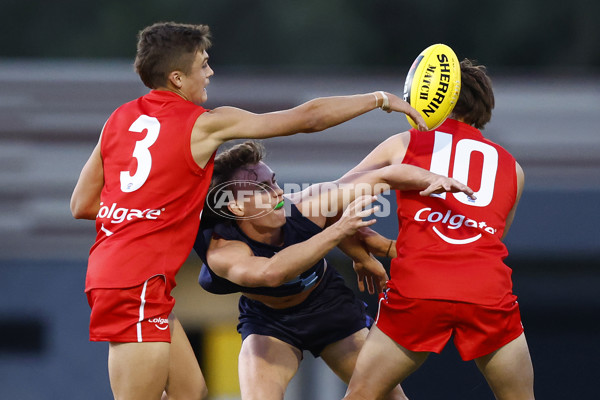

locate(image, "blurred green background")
[[2, 0, 598, 72]]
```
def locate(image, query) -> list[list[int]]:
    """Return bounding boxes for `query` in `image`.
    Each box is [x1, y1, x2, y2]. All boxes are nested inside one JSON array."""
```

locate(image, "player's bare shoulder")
[[189, 109, 233, 167], [385, 131, 411, 164], [207, 237, 253, 268], [194, 106, 258, 141], [351, 131, 410, 173]]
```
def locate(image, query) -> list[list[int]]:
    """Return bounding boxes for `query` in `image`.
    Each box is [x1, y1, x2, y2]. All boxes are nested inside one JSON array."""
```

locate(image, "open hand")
[[386, 93, 428, 131], [334, 195, 380, 238], [419, 176, 476, 200]]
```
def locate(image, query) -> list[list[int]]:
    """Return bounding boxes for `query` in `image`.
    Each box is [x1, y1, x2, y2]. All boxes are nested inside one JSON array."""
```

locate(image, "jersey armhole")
[[401, 130, 419, 166], [184, 107, 212, 176]]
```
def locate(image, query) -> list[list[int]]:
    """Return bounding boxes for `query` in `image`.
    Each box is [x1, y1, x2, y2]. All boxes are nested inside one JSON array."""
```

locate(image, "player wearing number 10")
[[70, 21, 427, 400], [341, 59, 535, 400]]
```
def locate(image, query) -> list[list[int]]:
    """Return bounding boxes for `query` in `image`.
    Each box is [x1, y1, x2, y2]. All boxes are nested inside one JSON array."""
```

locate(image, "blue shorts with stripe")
[[237, 265, 373, 357]]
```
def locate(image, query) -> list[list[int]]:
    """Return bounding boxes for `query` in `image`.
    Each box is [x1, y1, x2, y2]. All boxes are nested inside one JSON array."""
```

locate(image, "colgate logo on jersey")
[[96, 202, 164, 224], [148, 317, 169, 330], [414, 207, 497, 245]]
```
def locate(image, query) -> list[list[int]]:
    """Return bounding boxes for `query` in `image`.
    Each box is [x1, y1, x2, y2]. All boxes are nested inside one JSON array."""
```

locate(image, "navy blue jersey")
[[194, 202, 327, 297]]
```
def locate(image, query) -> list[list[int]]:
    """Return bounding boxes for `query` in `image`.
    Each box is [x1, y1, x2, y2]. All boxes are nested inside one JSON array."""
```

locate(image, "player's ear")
[[227, 200, 245, 217], [167, 71, 184, 89]]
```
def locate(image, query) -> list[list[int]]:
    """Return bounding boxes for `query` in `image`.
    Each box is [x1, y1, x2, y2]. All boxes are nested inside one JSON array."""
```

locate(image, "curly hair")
[[134, 22, 212, 89], [211, 141, 266, 189], [451, 59, 495, 129]]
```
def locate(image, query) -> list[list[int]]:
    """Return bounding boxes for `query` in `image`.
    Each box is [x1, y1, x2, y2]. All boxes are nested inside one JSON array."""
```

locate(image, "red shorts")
[[86, 275, 175, 343], [375, 283, 524, 361]]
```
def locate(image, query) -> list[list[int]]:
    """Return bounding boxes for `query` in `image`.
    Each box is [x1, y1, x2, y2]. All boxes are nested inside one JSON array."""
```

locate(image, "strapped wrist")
[[378, 91, 390, 111], [372, 92, 379, 109]]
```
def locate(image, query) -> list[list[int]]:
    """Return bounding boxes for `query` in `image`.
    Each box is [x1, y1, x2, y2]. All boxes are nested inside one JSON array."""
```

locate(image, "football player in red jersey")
[[341, 59, 535, 400], [70, 21, 428, 400]]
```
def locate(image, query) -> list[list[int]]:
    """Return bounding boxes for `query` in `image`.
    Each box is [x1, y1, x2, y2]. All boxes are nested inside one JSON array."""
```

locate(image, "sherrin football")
[[403, 44, 461, 130]]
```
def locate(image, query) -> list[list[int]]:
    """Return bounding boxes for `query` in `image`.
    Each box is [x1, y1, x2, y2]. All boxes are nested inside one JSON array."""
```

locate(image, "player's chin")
[[272, 210, 286, 225], [198, 88, 208, 103], [192, 93, 208, 106]]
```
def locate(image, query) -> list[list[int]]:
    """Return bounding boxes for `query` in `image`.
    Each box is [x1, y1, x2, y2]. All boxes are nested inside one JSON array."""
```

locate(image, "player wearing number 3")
[[70, 22, 427, 400], [341, 59, 535, 400]]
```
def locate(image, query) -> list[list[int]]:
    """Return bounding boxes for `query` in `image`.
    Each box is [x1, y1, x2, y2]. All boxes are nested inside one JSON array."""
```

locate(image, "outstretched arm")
[[190, 94, 427, 167], [319, 163, 475, 216], [294, 163, 474, 229], [203, 92, 426, 141], [206, 195, 380, 288], [373, 163, 475, 198]]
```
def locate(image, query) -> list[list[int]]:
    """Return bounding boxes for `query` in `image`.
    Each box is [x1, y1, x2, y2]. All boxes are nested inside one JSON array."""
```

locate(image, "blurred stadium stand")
[[0, 60, 598, 260], [1, 61, 599, 399]]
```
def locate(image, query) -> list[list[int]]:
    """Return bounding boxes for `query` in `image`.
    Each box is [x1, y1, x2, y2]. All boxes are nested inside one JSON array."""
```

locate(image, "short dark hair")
[[134, 22, 212, 89], [451, 59, 495, 129], [211, 141, 266, 189]]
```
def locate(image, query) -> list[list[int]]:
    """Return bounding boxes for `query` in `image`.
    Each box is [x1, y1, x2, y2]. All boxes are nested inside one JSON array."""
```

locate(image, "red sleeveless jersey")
[[86, 90, 215, 291], [391, 118, 517, 305]]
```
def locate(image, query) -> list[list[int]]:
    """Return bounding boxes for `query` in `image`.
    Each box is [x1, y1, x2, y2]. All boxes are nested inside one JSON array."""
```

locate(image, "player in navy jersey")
[[70, 21, 433, 400], [194, 141, 473, 400], [341, 60, 535, 400]]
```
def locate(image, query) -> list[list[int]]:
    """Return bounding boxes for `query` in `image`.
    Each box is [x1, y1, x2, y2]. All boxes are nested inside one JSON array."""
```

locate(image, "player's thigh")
[[345, 325, 429, 400], [109, 341, 170, 400], [238, 334, 302, 400], [321, 328, 410, 400], [320, 328, 368, 383], [475, 332, 535, 400], [164, 316, 207, 400]]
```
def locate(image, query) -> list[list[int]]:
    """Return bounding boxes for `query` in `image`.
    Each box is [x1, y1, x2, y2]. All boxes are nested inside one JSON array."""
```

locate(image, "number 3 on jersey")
[[429, 131, 498, 207], [120, 115, 160, 192]]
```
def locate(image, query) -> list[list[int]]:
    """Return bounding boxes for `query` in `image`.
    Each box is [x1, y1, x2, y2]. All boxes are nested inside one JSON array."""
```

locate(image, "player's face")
[[183, 50, 213, 105], [231, 162, 286, 228]]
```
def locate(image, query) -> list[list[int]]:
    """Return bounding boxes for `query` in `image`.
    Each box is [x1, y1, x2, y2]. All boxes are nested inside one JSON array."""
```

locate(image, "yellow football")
[[403, 44, 461, 130]]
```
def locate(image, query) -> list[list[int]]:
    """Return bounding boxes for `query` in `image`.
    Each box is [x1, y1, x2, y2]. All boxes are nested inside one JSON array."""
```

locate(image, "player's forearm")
[[330, 165, 435, 211], [260, 224, 347, 286], [204, 93, 382, 142], [379, 164, 438, 191], [364, 234, 396, 258], [296, 92, 384, 133], [338, 234, 373, 264], [334, 165, 436, 194]]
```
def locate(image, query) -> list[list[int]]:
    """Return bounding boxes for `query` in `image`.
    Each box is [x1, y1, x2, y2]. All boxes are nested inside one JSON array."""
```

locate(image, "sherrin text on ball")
[[403, 43, 461, 130]]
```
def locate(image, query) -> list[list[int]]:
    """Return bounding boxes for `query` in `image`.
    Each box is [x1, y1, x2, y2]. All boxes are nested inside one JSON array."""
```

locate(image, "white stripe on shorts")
[[375, 296, 384, 324], [137, 279, 150, 343]]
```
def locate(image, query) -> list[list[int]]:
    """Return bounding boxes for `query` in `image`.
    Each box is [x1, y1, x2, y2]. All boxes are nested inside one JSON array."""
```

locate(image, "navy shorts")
[[237, 265, 373, 357]]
